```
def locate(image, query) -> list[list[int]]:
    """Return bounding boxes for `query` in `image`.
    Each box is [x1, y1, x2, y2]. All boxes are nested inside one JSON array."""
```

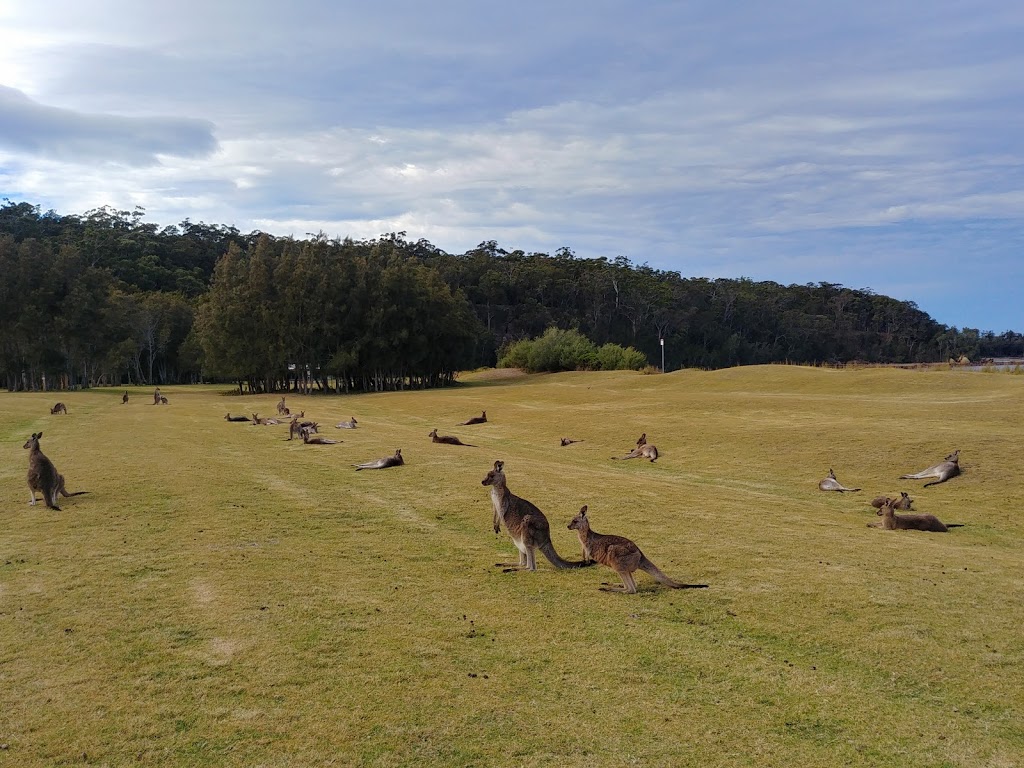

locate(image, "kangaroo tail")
[[539, 542, 595, 569], [638, 556, 707, 588], [63, 491, 89, 497], [945, 523, 965, 528]]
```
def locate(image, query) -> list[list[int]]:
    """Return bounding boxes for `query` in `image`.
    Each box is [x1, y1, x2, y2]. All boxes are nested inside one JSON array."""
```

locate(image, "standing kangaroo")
[[335, 417, 358, 429], [276, 397, 288, 415], [428, 428, 476, 447], [868, 500, 951, 532], [480, 460, 592, 571], [122, 391, 129, 404], [900, 450, 961, 487], [612, 444, 659, 462], [567, 506, 707, 593], [353, 449, 404, 471], [23, 432, 63, 510], [870, 492, 913, 510], [818, 469, 860, 492], [153, 387, 161, 405], [458, 411, 487, 425], [50, 402, 67, 414]]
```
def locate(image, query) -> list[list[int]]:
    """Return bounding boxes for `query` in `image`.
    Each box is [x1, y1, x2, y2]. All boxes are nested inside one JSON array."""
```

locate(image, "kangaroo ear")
[[36, 432, 42, 438], [494, 460, 503, 470], [580, 505, 587, 515]]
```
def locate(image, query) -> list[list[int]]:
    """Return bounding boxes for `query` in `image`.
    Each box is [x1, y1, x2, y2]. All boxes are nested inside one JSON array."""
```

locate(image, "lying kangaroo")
[[870, 492, 913, 510], [612, 444, 659, 462], [353, 449, 404, 471], [568, 506, 707, 593], [50, 402, 67, 414], [560, 438, 583, 446], [429, 428, 476, 447], [868, 500, 951, 532], [251, 413, 279, 425], [23, 432, 63, 510], [900, 450, 961, 488], [335, 417, 358, 429], [480, 460, 592, 571], [458, 411, 487, 425], [225, 413, 251, 422], [301, 427, 340, 445], [122, 391, 129, 404], [818, 469, 860, 492]]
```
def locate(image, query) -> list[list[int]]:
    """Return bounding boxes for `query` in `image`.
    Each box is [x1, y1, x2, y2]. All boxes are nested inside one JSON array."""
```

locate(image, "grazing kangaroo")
[[225, 413, 251, 422], [335, 417, 358, 429], [868, 500, 950, 532], [50, 402, 67, 414], [276, 397, 287, 415], [560, 438, 583, 446], [568, 506, 707, 593], [429, 428, 476, 447], [23, 432, 63, 510], [458, 411, 487, 425], [612, 444, 659, 462], [122, 391, 129, 404], [818, 469, 860, 492], [870, 492, 913, 510], [480, 460, 593, 571], [353, 449, 404, 471], [301, 427, 340, 445], [900, 450, 961, 488]]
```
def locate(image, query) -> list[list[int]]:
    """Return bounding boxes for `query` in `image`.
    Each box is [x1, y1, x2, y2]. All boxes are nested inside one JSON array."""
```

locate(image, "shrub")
[[498, 328, 648, 373]]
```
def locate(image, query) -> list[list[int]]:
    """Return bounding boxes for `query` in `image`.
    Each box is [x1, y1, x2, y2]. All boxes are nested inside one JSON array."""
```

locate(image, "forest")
[[1, 200, 1020, 392]]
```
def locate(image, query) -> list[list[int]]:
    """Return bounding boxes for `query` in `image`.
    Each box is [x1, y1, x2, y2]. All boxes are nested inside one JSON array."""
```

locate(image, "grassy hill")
[[2, 366, 1022, 767]]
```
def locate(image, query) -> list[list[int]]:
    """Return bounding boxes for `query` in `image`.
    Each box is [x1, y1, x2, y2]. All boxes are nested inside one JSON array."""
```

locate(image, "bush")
[[498, 328, 648, 373]]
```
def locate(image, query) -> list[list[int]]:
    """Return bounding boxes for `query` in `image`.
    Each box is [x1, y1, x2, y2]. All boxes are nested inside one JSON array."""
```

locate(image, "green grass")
[[1, 366, 1023, 767]]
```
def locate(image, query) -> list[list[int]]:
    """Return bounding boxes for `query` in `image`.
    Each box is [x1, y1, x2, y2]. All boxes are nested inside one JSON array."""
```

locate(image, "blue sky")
[[1, 0, 1022, 332]]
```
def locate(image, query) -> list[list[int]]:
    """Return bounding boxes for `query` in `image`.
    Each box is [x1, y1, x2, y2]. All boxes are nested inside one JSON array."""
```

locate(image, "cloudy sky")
[[1, 1, 1022, 332]]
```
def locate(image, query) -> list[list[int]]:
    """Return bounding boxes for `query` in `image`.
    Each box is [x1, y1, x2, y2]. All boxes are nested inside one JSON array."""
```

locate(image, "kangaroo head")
[[827, 468, 836, 480], [429, 429, 437, 438], [482, 460, 504, 486], [568, 505, 588, 530], [351, 416, 357, 423], [23, 432, 41, 449], [946, 449, 960, 462]]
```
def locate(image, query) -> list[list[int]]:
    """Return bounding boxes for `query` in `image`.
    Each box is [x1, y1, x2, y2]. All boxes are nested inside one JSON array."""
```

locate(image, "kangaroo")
[[480, 460, 593, 571], [429, 428, 476, 447], [251, 413, 276, 425], [560, 438, 583, 446], [870, 492, 913, 510], [353, 449, 404, 471], [276, 397, 287, 415], [153, 387, 161, 405], [50, 402, 67, 414], [818, 469, 860, 492], [335, 417, 358, 429], [122, 391, 129, 404], [612, 444, 659, 462], [458, 411, 487, 425], [23, 432, 62, 510], [159, 395, 169, 405], [900, 450, 961, 488], [868, 500, 950, 532], [301, 427, 340, 445], [567, 506, 708, 593], [225, 413, 251, 422]]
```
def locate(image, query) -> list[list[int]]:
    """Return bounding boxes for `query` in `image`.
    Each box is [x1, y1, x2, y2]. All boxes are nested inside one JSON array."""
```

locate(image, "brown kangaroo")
[[560, 438, 583, 446], [429, 428, 476, 447], [251, 413, 281, 426], [870, 492, 913, 510], [612, 444, 659, 462], [276, 397, 288, 415], [158, 395, 169, 405], [335, 416, 358, 429], [122, 391, 129, 404], [636, 432, 647, 447], [818, 468, 860, 492], [900, 450, 961, 487], [458, 411, 487, 425], [567, 506, 707, 593], [868, 500, 950, 532], [301, 427, 340, 445], [50, 402, 67, 414], [480, 460, 593, 571], [152, 387, 161, 405], [353, 449, 404, 471], [225, 413, 251, 422], [23, 432, 63, 510]]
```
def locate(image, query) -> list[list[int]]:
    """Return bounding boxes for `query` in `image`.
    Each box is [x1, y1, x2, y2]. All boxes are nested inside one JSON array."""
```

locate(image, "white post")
[[660, 337, 665, 372]]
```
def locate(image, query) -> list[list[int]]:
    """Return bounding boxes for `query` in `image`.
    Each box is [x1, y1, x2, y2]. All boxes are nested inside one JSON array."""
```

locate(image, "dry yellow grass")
[[1, 366, 1023, 767]]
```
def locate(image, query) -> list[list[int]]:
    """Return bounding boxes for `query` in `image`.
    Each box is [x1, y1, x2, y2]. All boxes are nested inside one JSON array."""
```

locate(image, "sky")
[[1, 0, 1022, 332]]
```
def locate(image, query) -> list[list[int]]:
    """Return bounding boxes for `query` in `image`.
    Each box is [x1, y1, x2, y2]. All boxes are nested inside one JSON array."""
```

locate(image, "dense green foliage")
[[498, 327, 647, 372], [2, 200, 1021, 391]]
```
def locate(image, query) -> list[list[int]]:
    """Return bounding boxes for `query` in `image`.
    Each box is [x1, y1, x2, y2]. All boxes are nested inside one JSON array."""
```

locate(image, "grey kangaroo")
[[335, 416, 358, 429], [301, 427, 340, 445], [870, 492, 913, 510], [23, 432, 63, 510], [458, 411, 487, 425], [568, 506, 708, 593], [225, 413, 251, 422], [560, 438, 583, 446], [353, 449, 404, 471], [868, 500, 951, 532], [480, 460, 593, 571], [429, 428, 476, 447], [900, 450, 961, 487], [612, 444, 659, 462], [122, 391, 129, 404], [818, 469, 860, 492], [50, 402, 67, 414]]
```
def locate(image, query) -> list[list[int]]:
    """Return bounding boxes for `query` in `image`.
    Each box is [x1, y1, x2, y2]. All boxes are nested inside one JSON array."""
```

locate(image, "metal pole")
[[660, 337, 665, 372]]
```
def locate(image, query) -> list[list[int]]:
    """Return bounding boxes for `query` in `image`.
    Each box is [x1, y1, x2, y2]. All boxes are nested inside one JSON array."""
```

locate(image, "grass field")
[[1, 366, 1023, 767]]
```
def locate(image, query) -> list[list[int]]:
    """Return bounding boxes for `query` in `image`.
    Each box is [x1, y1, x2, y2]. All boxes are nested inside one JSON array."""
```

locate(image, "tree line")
[[1, 200, 1020, 392]]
